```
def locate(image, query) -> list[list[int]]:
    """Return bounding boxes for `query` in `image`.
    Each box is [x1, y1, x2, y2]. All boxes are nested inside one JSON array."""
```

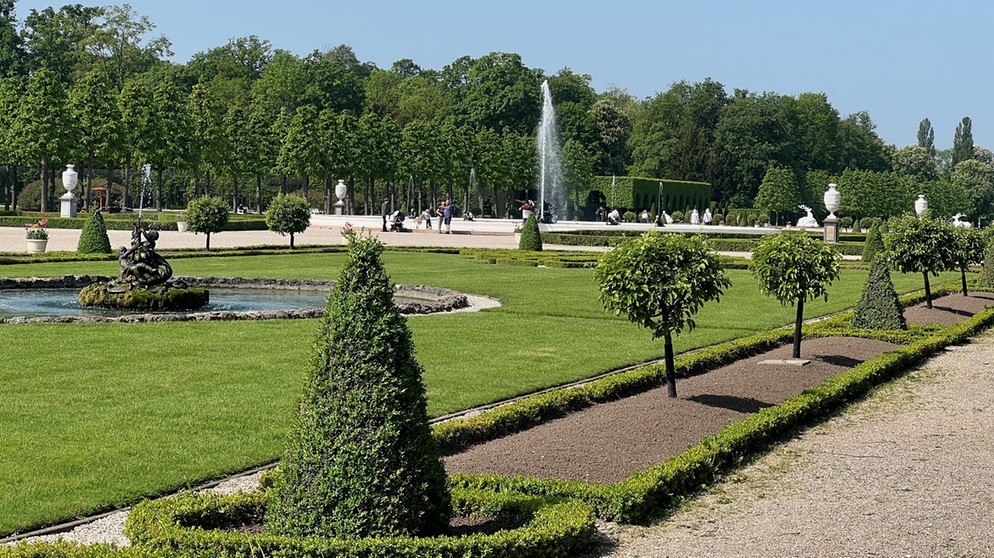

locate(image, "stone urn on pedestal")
[[334, 179, 348, 215], [822, 183, 841, 243], [60, 164, 78, 218]]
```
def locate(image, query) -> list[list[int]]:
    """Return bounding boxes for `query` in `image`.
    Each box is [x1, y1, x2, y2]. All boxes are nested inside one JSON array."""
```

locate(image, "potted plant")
[[176, 212, 188, 232], [513, 222, 523, 243], [25, 218, 49, 253]]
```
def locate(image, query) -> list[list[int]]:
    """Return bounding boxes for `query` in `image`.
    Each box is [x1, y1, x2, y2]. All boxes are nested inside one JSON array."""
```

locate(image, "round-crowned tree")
[[853, 257, 907, 330], [595, 232, 731, 397], [265, 231, 450, 540], [185, 196, 229, 251], [519, 213, 542, 251], [951, 226, 984, 296], [886, 215, 956, 308], [76, 210, 113, 254], [265, 193, 311, 249], [751, 232, 842, 359]]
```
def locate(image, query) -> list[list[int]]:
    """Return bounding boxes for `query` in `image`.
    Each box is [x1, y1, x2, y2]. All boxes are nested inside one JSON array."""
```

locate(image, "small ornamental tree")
[[266, 231, 450, 539], [185, 196, 229, 251], [751, 233, 842, 358], [853, 258, 907, 330], [266, 193, 311, 249], [76, 210, 113, 254], [518, 213, 542, 251], [595, 232, 731, 397], [886, 215, 956, 308], [861, 221, 885, 263], [951, 226, 984, 296]]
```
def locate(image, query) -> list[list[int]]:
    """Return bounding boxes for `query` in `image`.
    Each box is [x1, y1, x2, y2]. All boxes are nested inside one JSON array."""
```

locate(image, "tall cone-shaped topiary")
[[853, 258, 907, 330], [861, 221, 885, 263], [265, 231, 451, 540], [76, 210, 113, 254], [519, 213, 542, 251]]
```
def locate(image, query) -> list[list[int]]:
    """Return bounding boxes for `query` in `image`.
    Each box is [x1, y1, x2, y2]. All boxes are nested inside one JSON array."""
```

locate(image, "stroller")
[[389, 210, 409, 232]]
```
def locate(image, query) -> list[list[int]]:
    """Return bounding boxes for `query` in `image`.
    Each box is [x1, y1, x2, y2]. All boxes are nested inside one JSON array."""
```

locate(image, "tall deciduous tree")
[[0, 76, 22, 210], [752, 233, 842, 358], [596, 232, 731, 397], [952, 116, 974, 167], [463, 52, 540, 134], [754, 165, 801, 225], [917, 117, 936, 158], [69, 67, 121, 210], [951, 158, 994, 225], [892, 145, 939, 183], [14, 66, 71, 212]]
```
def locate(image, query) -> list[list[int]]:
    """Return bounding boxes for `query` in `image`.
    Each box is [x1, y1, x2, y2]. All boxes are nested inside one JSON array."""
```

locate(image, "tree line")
[[0, 1, 989, 223]]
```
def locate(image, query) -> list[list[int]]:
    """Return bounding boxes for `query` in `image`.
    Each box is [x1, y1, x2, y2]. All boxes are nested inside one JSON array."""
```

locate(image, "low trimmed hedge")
[[450, 305, 994, 523], [121, 488, 594, 558], [0, 215, 268, 232]]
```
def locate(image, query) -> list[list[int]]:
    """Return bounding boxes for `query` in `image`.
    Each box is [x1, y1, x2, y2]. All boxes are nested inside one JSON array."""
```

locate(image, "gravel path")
[[582, 331, 994, 558]]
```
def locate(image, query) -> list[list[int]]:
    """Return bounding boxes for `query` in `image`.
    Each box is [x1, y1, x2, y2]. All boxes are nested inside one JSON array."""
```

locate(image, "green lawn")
[[0, 251, 964, 535]]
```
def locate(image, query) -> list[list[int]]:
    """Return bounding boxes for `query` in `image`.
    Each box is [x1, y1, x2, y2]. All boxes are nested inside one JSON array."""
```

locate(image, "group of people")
[[598, 205, 714, 226], [380, 197, 456, 234]]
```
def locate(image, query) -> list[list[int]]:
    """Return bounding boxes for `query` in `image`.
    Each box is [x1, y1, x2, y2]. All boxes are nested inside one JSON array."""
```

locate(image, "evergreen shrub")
[[265, 232, 451, 539], [519, 213, 543, 251], [852, 259, 907, 330], [861, 222, 885, 263], [76, 211, 113, 254]]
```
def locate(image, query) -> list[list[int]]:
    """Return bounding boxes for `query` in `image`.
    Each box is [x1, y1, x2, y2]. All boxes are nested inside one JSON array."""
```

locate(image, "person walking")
[[380, 197, 390, 232], [436, 202, 446, 234]]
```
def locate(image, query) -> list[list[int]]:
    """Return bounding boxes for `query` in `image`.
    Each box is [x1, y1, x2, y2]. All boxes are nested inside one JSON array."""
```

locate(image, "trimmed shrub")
[[519, 213, 543, 251], [852, 259, 907, 330], [76, 210, 113, 254], [861, 221, 885, 263], [265, 232, 451, 539], [840, 216, 854, 230], [671, 210, 684, 223], [622, 211, 637, 223], [265, 193, 311, 249], [185, 196, 229, 251]]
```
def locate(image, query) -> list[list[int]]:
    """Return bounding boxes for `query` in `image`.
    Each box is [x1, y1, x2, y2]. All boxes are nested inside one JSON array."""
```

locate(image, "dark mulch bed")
[[445, 292, 994, 484]]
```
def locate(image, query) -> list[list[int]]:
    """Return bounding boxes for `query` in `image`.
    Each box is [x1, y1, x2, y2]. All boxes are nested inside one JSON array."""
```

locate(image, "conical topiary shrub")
[[861, 221, 885, 263], [519, 213, 542, 251], [853, 258, 907, 330], [265, 231, 451, 540], [76, 210, 113, 254]]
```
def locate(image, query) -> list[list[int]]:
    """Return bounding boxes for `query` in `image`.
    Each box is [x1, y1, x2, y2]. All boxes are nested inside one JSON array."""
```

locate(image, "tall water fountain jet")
[[537, 80, 564, 222]]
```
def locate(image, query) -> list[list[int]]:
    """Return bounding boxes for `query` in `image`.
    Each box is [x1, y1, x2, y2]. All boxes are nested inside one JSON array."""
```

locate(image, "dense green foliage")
[[951, 226, 985, 296], [518, 213, 542, 251], [75, 210, 112, 254], [264, 193, 310, 249], [861, 221, 885, 263], [266, 234, 450, 539], [185, 196, 230, 251], [595, 232, 730, 396], [887, 216, 957, 307], [852, 259, 907, 330], [751, 233, 842, 357]]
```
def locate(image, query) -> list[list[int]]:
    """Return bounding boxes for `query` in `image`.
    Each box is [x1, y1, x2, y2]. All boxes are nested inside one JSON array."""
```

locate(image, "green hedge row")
[[450, 304, 994, 523], [589, 176, 711, 212], [0, 215, 269, 232], [118, 488, 594, 558], [542, 232, 866, 256], [459, 248, 602, 268]]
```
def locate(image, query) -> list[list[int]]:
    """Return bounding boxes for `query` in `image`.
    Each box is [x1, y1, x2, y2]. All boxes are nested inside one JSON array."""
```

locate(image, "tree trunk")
[[255, 175, 262, 214], [232, 177, 239, 211], [663, 330, 677, 398], [85, 150, 94, 211], [106, 164, 114, 210], [923, 272, 933, 309], [793, 297, 805, 359], [206, 232, 212, 252], [156, 167, 164, 211], [324, 176, 332, 215], [123, 157, 131, 210], [290, 232, 295, 250], [961, 266, 969, 296], [40, 157, 49, 212]]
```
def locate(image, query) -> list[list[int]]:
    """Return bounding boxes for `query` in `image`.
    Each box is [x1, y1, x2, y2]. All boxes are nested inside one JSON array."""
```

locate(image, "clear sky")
[[12, 0, 994, 149]]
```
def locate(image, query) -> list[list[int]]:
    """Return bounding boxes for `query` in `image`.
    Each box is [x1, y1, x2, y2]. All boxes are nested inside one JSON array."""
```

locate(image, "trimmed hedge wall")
[[589, 176, 711, 212], [0, 214, 268, 232]]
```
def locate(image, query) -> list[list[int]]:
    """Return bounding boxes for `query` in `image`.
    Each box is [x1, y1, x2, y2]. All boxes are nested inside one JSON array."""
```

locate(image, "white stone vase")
[[915, 195, 928, 217], [823, 183, 841, 219], [176, 222, 189, 232]]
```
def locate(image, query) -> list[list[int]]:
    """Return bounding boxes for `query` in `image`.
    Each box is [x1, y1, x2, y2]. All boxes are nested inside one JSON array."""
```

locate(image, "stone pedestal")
[[335, 201, 345, 215], [823, 216, 839, 243], [60, 193, 77, 218]]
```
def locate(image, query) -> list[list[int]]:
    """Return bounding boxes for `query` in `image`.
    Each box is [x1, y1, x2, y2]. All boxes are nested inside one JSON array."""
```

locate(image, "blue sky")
[[13, 0, 994, 149]]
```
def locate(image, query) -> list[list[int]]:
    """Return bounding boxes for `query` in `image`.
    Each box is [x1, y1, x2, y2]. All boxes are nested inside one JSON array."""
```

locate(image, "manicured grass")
[[0, 250, 964, 535]]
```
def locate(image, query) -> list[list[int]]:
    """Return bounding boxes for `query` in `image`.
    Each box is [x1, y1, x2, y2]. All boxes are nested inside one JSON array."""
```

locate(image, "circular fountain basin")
[[0, 276, 469, 324]]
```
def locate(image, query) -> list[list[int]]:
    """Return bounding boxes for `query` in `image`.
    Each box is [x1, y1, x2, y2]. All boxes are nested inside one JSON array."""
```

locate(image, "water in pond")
[[0, 287, 332, 319]]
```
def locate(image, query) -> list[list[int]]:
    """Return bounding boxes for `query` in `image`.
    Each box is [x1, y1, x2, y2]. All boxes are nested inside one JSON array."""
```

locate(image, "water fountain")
[[537, 80, 564, 223]]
